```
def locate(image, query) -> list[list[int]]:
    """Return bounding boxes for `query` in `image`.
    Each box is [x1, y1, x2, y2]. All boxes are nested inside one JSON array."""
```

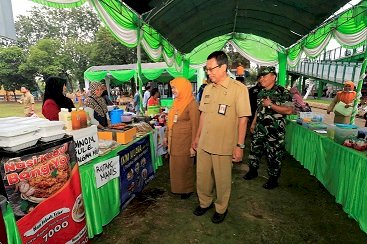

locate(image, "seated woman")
[[147, 88, 160, 106], [327, 81, 356, 124], [42, 76, 75, 120], [84, 83, 111, 129]]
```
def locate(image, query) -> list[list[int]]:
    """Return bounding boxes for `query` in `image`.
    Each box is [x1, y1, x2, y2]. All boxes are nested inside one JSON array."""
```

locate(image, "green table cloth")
[[4, 206, 22, 244], [285, 122, 367, 234], [79, 145, 124, 239]]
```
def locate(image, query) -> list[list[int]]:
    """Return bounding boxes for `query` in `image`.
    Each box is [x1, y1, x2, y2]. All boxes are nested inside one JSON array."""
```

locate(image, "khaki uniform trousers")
[[196, 148, 232, 214]]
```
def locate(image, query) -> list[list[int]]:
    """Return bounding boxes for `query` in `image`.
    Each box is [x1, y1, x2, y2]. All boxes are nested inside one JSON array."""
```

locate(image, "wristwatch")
[[236, 143, 245, 149], [267, 103, 272, 109]]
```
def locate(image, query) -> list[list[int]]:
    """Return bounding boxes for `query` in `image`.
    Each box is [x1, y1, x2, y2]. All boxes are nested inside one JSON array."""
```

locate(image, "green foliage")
[[19, 38, 64, 80], [0, 46, 35, 91], [89, 26, 150, 66], [245, 67, 260, 85], [15, 6, 100, 49]]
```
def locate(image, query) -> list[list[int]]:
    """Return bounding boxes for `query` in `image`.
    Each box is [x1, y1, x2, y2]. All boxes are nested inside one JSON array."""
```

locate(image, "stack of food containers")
[[0, 124, 40, 151], [0, 117, 66, 152]]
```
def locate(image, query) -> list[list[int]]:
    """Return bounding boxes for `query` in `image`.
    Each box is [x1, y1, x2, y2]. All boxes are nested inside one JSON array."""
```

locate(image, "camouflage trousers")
[[248, 123, 286, 177]]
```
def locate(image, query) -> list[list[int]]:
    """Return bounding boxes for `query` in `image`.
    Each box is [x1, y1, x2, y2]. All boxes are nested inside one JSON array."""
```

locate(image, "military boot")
[[263, 176, 279, 189], [243, 166, 258, 180]]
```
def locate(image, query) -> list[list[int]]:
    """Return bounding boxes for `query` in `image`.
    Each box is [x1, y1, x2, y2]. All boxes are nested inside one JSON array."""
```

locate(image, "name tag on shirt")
[[173, 114, 178, 123], [218, 104, 227, 115]]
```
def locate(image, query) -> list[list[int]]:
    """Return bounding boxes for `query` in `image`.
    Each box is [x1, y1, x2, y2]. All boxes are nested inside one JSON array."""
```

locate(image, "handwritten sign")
[[94, 156, 120, 188], [69, 126, 99, 165]]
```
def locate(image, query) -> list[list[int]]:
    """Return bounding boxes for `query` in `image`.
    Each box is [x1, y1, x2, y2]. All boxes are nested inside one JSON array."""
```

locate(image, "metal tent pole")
[[350, 49, 367, 125], [136, 19, 144, 114]]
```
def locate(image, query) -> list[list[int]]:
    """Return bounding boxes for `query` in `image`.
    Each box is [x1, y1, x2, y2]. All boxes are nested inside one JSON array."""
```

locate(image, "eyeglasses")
[[259, 66, 276, 76], [204, 65, 221, 73]]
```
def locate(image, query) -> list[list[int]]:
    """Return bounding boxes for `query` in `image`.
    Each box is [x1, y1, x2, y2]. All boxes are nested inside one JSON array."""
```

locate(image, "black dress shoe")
[[263, 176, 279, 189], [193, 203, 214, 216], [211, 210, 228, 224], [243, 167, 258, 180], [180, 192, 193, 199]]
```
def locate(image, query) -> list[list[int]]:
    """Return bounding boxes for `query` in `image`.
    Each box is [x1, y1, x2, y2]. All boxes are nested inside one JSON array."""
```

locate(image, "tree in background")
[[15, 6, 100, 49], [90, 26, 150, 66]]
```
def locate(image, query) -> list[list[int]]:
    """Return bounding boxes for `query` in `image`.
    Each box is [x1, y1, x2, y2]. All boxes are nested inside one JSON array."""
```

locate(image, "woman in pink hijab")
[[290, 87, 311, 113]]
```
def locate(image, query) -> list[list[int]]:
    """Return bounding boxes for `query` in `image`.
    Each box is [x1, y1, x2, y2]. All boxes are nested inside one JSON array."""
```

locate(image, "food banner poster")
[[0, 208, 7, 244], [0, 141, 88, 244], [118, 136, 154, 209]]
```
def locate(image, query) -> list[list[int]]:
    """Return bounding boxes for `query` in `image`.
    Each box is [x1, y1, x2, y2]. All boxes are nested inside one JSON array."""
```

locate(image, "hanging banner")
[[0, 140, 88, 244], [94, 156, 120, 188], [118, 136, 154, 209]]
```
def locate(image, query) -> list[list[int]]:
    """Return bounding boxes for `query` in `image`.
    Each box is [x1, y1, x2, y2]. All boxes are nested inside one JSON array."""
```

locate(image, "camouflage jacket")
[[256, 84, 292, 126]]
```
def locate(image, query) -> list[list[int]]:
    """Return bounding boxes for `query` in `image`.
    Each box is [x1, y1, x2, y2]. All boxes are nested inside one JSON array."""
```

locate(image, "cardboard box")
[[98, 127, 137, 144]]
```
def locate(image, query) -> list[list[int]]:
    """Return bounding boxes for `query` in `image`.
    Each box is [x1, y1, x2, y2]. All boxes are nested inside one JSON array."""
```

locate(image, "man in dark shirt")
[[248, 78, 262, 124]]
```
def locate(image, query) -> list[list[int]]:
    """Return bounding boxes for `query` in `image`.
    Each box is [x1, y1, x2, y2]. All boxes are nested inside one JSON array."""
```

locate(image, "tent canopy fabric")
[[84, 62, 196, 84], [30, 0, 367, 69], [132, 0, 351, 53]]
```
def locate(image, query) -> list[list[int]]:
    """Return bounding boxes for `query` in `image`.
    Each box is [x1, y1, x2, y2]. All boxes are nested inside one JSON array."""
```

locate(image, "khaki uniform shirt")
[[198, 77, 251, 155], [22, 92, 35, 116]]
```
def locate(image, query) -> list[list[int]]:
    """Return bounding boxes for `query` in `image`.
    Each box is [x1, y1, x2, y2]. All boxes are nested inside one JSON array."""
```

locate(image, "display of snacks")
[[134, 122, 153, 133], [343, 138, 367, 151], [98, 126, 137, 144]]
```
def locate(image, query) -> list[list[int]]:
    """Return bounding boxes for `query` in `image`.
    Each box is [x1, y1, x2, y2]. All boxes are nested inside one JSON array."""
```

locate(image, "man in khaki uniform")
[[18, 87, 35, 117], [192, 51, 251, 223]]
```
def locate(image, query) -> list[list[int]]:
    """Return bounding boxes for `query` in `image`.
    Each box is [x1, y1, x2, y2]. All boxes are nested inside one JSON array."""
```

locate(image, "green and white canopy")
[[30, 0, 367, 85]]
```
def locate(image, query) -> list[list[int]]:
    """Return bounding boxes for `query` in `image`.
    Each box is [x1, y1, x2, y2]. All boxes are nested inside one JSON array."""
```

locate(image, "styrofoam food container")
[[2, 135, 40, 152], [40, 130, 66, 142], [0, 124, 39, 146], [2, 137, 40, 152], [0, 117, 47, 124], [19, 120, 66, 137]]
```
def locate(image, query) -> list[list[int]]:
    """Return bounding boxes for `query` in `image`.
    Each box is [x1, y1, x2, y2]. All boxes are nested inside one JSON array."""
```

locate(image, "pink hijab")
[[290, 87, 306, 106]]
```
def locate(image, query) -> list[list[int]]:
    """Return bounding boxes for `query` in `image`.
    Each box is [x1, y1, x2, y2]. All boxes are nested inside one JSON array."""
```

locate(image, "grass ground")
[[0, 102, 44, 118], [305, 98, 332, 105]]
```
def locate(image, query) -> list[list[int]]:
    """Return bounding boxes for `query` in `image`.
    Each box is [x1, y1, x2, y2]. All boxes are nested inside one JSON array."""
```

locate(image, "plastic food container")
[[40, 131, 66, 142], [327, 124, 336, 139], [109, 109, 124, 125], [0, 124, 39, 148], [334, 124, 358, 144], [1, 138, 40, 152], [121, 114, 133, 123], [18, 120, 65, 136]]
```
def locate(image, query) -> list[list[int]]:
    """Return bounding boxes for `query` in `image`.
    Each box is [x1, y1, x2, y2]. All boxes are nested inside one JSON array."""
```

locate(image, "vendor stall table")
[[4, 132, 164, 242], [285, 121, 367, 234], [80, 132, 163, 239]]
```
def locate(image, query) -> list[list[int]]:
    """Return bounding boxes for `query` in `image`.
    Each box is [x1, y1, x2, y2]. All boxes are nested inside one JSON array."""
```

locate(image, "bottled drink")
[[58, 108, 72, 130], [78, 107, 88, 128], [71, 108, 81, 130]]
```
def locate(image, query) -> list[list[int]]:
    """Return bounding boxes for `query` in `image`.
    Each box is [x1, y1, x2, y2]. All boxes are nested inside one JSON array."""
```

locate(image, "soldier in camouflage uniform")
[[243, 66, 294, 189]]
